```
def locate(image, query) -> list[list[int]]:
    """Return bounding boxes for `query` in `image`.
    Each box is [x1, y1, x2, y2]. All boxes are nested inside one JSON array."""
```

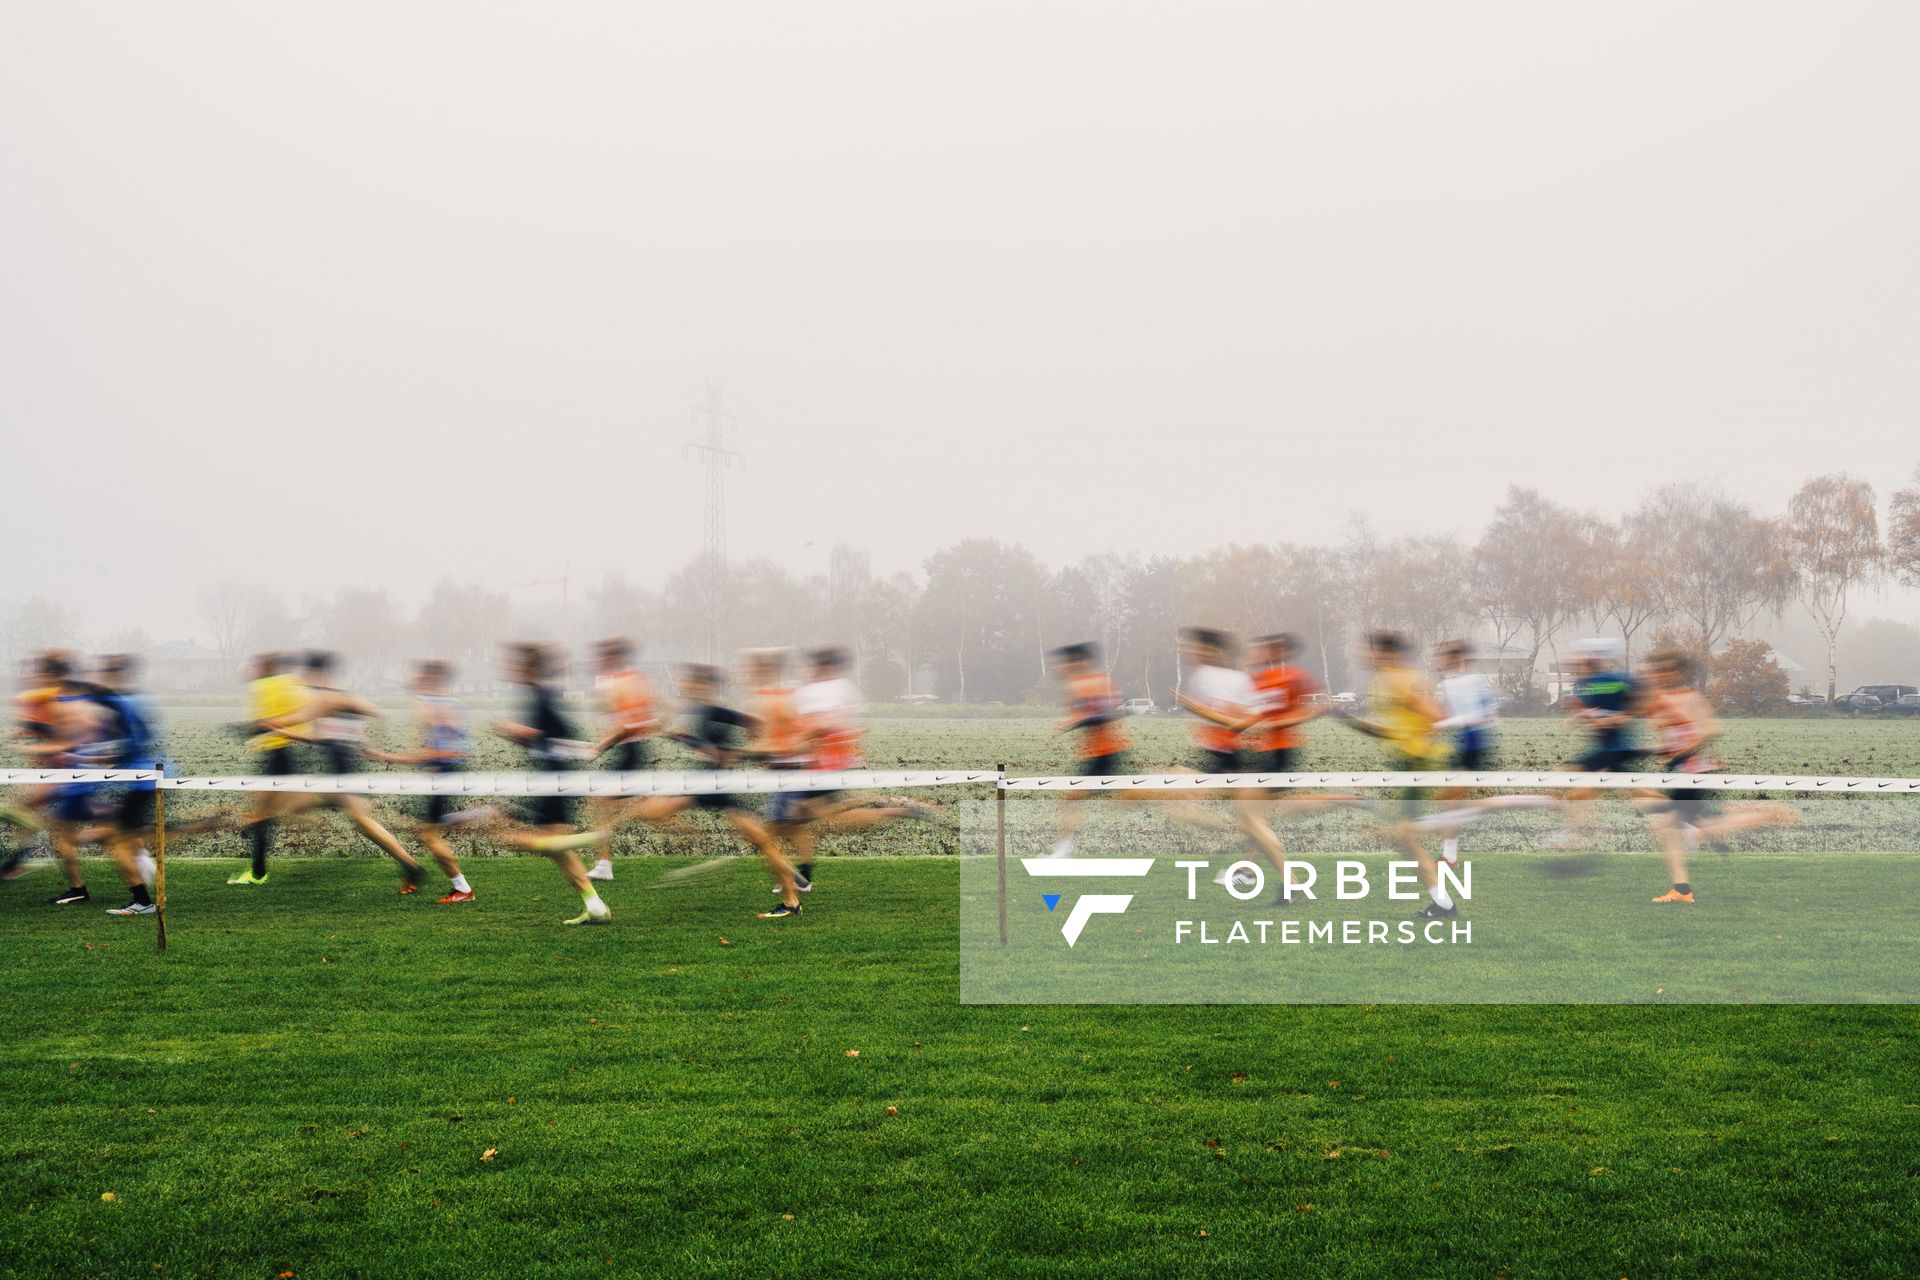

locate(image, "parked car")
[[1890, 694, 1920, 717], [1835, 684, 1919, 714], [1330, 692, 1359, 708], [1119, 698, 1157, 715]]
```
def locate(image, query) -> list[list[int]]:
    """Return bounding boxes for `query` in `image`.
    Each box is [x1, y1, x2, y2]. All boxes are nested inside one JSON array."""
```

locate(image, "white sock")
[[1429, 882, 1455, 910], [136, 849, 157, 886], [583, 894, 609, 917], [450, 874, 471, 893], [1441, 838, 1459, 865]]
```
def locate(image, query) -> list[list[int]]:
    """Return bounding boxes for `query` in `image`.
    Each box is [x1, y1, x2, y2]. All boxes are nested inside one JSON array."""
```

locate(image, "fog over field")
[[4, 2, 1918, 661]]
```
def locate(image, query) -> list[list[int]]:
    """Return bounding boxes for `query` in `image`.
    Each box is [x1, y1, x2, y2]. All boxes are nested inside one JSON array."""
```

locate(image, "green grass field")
[[4, 859, 1918, 1279], [3, 712, 1919, 1276]]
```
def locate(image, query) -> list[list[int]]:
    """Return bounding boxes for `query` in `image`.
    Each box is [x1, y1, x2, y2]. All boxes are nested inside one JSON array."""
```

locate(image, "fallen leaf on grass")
[[781, 1213, 794, 1221], [845, 1049, 860, 1058], [481, 1148, 498, 1162], [1229, 1073, 1247, 1084], [885, 1106, 899, 1117], [1294, 1204, 1313, 1213], [1197, 1230, 1209, 1238], [100, 1192, 117, 1202], [718, 936, 732, 946], [1202, 1138, 1221, 1149]]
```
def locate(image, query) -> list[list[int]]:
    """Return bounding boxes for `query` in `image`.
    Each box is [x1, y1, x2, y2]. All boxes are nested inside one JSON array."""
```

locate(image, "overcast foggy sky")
[[4, 1, 1918, 640]]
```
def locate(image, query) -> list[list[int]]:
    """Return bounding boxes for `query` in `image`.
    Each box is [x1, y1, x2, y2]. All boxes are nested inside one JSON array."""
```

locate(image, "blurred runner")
[[229, 651, 307, 886], [486, 643, 612, 925], [363, 659, 477, 903], [0, 652, 62, 881], [772, 646, 935, 891], [1637, 647, 1798, 904], [582, 637, 661, 883], [1174, 627, 1294, 898], [89, 654, 164, 917], [270, 651, 429, 893], [1045, 642, 1132, 859], [1412, 641, 1554, 862], [645, 662, 805, 918], [1339, 630, 1460, 920], [1551, 637, 1646, 848], [19, 652, 105, 905]]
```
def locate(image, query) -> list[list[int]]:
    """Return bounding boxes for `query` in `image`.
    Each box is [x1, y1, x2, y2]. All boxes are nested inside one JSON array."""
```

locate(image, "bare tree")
[[1634, 483, 1794, 679], [1, 597, 80, 671], [1786, 474, 1881, 702], [194, 579, 291, 659], [1888, 466, 1920, 588], [1592, 516, 1667, 662], [1474, 488, 1585, 697]]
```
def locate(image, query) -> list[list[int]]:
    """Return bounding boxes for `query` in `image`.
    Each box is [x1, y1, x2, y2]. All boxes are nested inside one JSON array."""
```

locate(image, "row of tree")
[[7, 473, 1920, 704]]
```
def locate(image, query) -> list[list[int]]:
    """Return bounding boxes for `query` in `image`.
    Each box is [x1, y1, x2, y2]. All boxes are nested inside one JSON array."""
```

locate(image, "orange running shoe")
[[1651, 889, 1694, 904], [437, 889, 475, 904], [399, 882, 418, 895]]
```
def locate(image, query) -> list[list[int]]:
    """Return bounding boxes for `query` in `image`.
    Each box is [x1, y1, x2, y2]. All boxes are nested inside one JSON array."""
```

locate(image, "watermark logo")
[[1019, 858, 1155, 946]]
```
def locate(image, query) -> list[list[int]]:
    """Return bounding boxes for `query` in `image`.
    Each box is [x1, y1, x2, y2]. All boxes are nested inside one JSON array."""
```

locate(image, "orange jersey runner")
[[1249, 664, 1319, 752], [1064, 671, 1131, 759], [749, 686, 806, 764], [599, 669, 659, 743]]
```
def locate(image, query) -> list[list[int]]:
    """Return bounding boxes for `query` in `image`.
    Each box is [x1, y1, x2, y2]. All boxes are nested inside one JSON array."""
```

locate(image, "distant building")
[[1460, 644, 1537, 683], [144, 640, 233, 693]]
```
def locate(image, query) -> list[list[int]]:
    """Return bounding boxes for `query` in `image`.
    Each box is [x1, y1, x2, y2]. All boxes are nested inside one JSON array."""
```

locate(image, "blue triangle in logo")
[[1043, 894, 1061, 912]]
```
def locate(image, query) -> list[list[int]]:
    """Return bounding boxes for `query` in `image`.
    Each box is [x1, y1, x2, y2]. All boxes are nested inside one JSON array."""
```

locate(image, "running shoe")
[[757, 902, 804, 919], [437, 889, 476, 904], [47, 885, 90, 905], [106, 901, 157, 916]]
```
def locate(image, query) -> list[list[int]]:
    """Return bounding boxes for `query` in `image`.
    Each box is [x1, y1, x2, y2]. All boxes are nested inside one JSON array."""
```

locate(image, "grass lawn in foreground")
[[2, 858, 1916, 1278]]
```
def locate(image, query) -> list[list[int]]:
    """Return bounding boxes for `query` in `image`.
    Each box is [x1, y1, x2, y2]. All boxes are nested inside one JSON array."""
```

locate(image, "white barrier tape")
[[0, 768, 999, 796], [997, 771, 1920, 793], [9, 768, 1920, 796], [0, 770, 164, 785]]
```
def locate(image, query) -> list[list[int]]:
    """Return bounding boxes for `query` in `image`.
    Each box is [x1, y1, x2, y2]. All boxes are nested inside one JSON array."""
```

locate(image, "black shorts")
[[1573, 746, 1640, 774], [520, 793, 574, 828], [769, 786, 842, 824], [1078, 751, 1132, 778], [419, 767, 461, 825], [609, 739, 655, 773], [114, 787, 155, 833], [1659, 754, 1719, 820], [1452, 743, 1490, 772], [517, 764, 576, 828], [318, 742, 360, 776], [693, 792, 753, 814], [1201, 749, 1243, 775], [258, 746, 298, 777], [1250, 747, 1297, 774]]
